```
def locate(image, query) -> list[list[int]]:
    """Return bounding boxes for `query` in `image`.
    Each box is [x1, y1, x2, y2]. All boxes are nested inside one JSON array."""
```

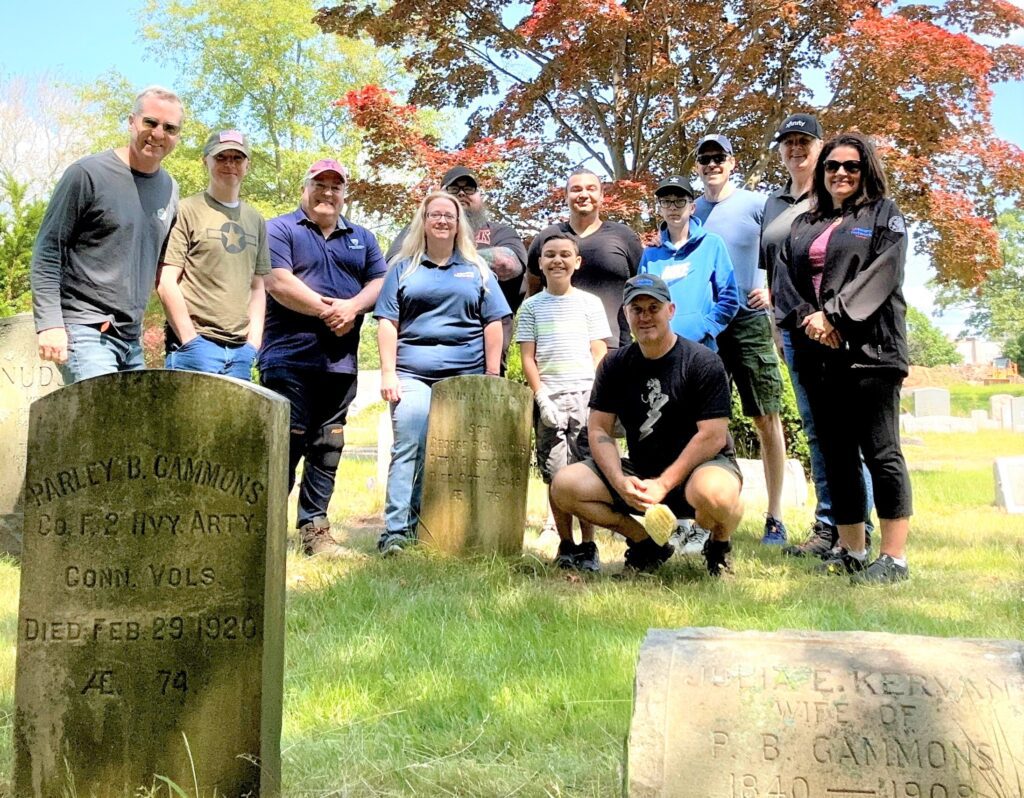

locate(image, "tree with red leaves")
[[319, 0, 1024, 287]]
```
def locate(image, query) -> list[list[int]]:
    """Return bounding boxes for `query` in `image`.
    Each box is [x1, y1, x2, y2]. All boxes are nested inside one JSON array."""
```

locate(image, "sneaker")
[[815, 548, 867, 576], [702, 538, 732, 578], [623, 537, 674, 574], [377, 530, 414, 557], [676, 522, 711, 556], [299, 517, 343, 558], [782, 521, 838, 559], [761, 515, 788, 546], [851, 554, 909, 585], [574, 541, 601, 573], [554, 539, 579, 570]]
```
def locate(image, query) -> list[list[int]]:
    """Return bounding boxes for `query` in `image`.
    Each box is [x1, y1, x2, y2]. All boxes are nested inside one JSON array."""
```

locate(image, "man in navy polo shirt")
[[260, 158, 387, 557]]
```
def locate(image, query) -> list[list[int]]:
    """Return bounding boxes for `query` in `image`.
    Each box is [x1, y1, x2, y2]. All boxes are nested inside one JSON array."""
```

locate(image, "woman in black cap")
[[775, 131, 912, 584]]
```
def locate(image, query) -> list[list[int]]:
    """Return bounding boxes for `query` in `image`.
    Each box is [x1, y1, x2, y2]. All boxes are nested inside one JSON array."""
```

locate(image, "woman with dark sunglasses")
[[776, 132, 912, 584]]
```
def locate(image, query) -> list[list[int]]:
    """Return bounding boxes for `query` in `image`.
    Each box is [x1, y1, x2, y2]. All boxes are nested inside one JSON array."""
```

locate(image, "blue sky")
[[2, 0, 1023, 335]]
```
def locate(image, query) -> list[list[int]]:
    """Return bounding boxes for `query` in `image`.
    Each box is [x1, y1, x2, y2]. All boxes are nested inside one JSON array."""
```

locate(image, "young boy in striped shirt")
[[517, 232, 611, 571]]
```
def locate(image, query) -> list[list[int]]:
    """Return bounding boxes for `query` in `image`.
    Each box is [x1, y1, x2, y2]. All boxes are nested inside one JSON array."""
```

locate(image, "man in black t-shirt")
[[526, 169, 643, 348], [550, 274, 744, 576]]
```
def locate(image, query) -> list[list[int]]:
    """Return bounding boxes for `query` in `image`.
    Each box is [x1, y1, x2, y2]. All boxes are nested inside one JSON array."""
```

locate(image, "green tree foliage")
[[0, 174, 46, 317], [906, 306, 961, 367], [138, 0, 402, 215], [936, 209, 1024, 366]]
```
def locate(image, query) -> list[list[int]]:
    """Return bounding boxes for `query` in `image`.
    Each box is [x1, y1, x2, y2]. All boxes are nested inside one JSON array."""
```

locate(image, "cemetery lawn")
[[0, 424, 1021, 797]]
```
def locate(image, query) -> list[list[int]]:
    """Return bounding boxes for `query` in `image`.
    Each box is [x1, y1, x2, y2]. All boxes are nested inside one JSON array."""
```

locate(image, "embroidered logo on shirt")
[[348, 237, 364, 249], [850, 227, 872, 239], [888, 215, 906, 234], [475, 228, 492, 246], [662, 262, 691, 281], [206, 221, 257, 254], [454, 270, 475, 279], [639, 378, 669, 440]]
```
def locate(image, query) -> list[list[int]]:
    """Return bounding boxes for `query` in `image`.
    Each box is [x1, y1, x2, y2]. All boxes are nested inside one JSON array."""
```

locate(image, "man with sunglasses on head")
[[260, 158, 387, 558], [387, 166, 527, 372], [157, 130, 269, 381], [31, 85, 182, 383], [694, 134, 790, 548]]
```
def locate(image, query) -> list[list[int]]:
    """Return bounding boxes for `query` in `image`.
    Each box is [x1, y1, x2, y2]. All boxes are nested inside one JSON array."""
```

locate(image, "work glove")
[[535, 388, 566, 429]]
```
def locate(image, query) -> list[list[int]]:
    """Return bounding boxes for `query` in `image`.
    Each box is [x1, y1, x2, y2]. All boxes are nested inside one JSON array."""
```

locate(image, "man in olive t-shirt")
[[157, 129, 270, 380]]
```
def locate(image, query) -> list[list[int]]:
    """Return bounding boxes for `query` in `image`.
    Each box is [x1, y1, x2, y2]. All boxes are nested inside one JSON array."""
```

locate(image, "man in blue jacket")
[[639, 176, 738, 351]]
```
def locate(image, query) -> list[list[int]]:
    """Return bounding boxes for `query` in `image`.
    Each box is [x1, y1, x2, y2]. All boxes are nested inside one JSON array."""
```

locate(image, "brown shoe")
[[299, 517, 342, 558]]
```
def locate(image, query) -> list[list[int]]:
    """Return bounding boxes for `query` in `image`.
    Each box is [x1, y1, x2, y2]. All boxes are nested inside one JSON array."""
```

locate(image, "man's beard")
[[465, 206, 488, 232]]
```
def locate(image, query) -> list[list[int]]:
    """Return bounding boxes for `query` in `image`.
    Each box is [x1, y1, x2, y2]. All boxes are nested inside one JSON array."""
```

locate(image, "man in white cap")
[[157, 129, 269, 379], [261, 158, 388, 556]]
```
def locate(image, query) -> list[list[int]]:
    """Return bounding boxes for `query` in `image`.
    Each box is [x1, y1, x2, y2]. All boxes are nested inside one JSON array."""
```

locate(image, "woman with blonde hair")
[[374, 191, 511, 555]]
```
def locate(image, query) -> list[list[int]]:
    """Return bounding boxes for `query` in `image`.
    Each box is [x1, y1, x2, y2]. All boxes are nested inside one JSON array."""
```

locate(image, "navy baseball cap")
[[696, 134, 733, 154], [775, 113, 824, 141], [623, 274, 672, 304], [655, 175, 696, 198]]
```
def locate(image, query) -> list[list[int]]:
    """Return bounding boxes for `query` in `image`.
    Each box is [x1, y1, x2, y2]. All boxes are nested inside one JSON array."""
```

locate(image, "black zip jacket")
[[775, 197, 909, 375]]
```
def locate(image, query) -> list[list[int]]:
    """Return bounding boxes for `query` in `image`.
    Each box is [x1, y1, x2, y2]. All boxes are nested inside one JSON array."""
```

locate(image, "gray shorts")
[[582, 453, 742, 519], [535, 390, 591, 484]]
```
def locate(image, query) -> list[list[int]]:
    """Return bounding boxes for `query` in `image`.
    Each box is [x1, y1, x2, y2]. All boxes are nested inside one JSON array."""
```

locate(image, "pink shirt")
[[809, 219, 841, 298]]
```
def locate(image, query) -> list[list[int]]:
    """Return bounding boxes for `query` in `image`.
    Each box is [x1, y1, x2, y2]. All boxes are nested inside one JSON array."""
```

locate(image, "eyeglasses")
[[139, 116, 181, 136], [312, 181, 344, 194], [445, 184, 478, 196], [823, 159, 862, 174], [427, 211, 457, 222], [657, 198, 692, 209], [696, 153, 728, 166], [213, 154, 247, 164]]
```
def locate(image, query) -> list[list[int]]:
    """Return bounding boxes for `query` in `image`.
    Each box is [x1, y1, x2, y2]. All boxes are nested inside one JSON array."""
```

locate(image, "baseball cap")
[[775, 113, 823, 141], [306, 158, 348, 182], [654, 175, 696, 198], [623, 274, 672, 305], [440, 166, 478, 188], [696, 134, 733, 154], [203, 129, 250, 158]]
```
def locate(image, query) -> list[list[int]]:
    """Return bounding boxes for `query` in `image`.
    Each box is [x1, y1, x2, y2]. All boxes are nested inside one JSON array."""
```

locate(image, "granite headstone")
[[912, 388, 951, 418], [14, 371, 289, 798], [995, 456, 1024, 514], [990, 394, 1013, 429]]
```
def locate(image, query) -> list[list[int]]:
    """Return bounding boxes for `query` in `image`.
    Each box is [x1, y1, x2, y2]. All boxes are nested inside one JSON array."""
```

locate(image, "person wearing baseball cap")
[[549, 272, 744, 578], [693, 131, 791, 549], [258, 157, 388, 558], [158, 127, 269, 382], [386, 165, 527, 373]]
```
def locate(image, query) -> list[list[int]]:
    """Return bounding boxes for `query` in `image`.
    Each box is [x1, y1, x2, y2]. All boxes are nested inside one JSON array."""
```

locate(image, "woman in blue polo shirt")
[[374, 191, 511, 555]]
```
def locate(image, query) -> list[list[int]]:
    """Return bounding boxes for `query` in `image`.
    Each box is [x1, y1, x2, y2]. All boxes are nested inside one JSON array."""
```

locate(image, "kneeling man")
[[551, 275, 743, 576]]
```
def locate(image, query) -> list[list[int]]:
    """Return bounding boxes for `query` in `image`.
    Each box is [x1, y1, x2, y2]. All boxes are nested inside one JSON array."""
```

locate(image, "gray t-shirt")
[[31, 149, 178, 339]]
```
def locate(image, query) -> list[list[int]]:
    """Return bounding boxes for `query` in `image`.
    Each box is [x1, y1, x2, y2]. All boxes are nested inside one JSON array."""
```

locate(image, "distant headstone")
[[627, 628, 1024, 798], [0, 314, 64, 558], [1011, 396, 1024, 432], [990, 394, 1013, 429], [737, 458, 808, 508], [970, 409, 999, 431], [995, 456, 1024, 514], [418, 376, 533, 555], [912, 387, 950, 417], [14, 371, 289, 798]]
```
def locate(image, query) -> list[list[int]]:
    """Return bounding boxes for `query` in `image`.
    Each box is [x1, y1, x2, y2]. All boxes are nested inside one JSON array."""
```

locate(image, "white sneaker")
[[677, 522, 711, 556]]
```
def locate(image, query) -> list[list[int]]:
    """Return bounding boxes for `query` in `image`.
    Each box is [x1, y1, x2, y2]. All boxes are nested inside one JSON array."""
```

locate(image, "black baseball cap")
[[654, 175, 696, 199], [440, 167, 478, 188], [623, 274, 672, 304], [775, 114, 823, 142]]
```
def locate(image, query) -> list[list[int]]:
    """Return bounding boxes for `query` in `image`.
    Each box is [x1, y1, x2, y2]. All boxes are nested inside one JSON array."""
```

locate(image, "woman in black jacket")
[[777, 132, 912, 584]]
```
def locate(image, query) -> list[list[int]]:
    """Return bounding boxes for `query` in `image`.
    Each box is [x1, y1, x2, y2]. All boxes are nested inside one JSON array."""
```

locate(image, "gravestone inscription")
[[418, 376, 533, 555], [0, 314, 64, 558], [14, 371, 289, 798], [627, 628, 1023, 798]]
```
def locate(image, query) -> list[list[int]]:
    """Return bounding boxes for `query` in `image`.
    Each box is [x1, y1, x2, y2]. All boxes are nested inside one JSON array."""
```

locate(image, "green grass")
[[1, 420, 1022, 797], [901, 382, 1024, 416]]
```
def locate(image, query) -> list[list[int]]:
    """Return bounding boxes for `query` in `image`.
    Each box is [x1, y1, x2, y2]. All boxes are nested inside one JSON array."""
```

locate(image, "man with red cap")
[[260, 158, 388, 556]]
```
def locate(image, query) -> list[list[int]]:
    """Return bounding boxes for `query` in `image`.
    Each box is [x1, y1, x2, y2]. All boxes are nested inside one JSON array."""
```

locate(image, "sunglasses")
[[823, 159, 862, 174], [446, 184, 478, 196], [696, 153, 729, 166]]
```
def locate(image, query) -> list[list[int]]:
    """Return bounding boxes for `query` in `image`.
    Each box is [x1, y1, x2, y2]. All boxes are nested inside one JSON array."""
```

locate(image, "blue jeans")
[[781, 329, 874, 529], [384, 376, 433, 535], [60, 323, 145, 384], [166, 336, 256, 381]]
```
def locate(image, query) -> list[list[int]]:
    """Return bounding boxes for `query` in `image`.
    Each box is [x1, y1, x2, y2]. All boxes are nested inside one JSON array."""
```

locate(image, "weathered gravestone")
[[627, 628, 1024, 798], [418, 375, 533, 555], [14, 371, 289, 798], [912, 387, 951, 418], [1011, 396, 1024, 432], [994, 456, 1024, 514], [0, 314, 64, 558], [990, 394, 1013, 429]]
